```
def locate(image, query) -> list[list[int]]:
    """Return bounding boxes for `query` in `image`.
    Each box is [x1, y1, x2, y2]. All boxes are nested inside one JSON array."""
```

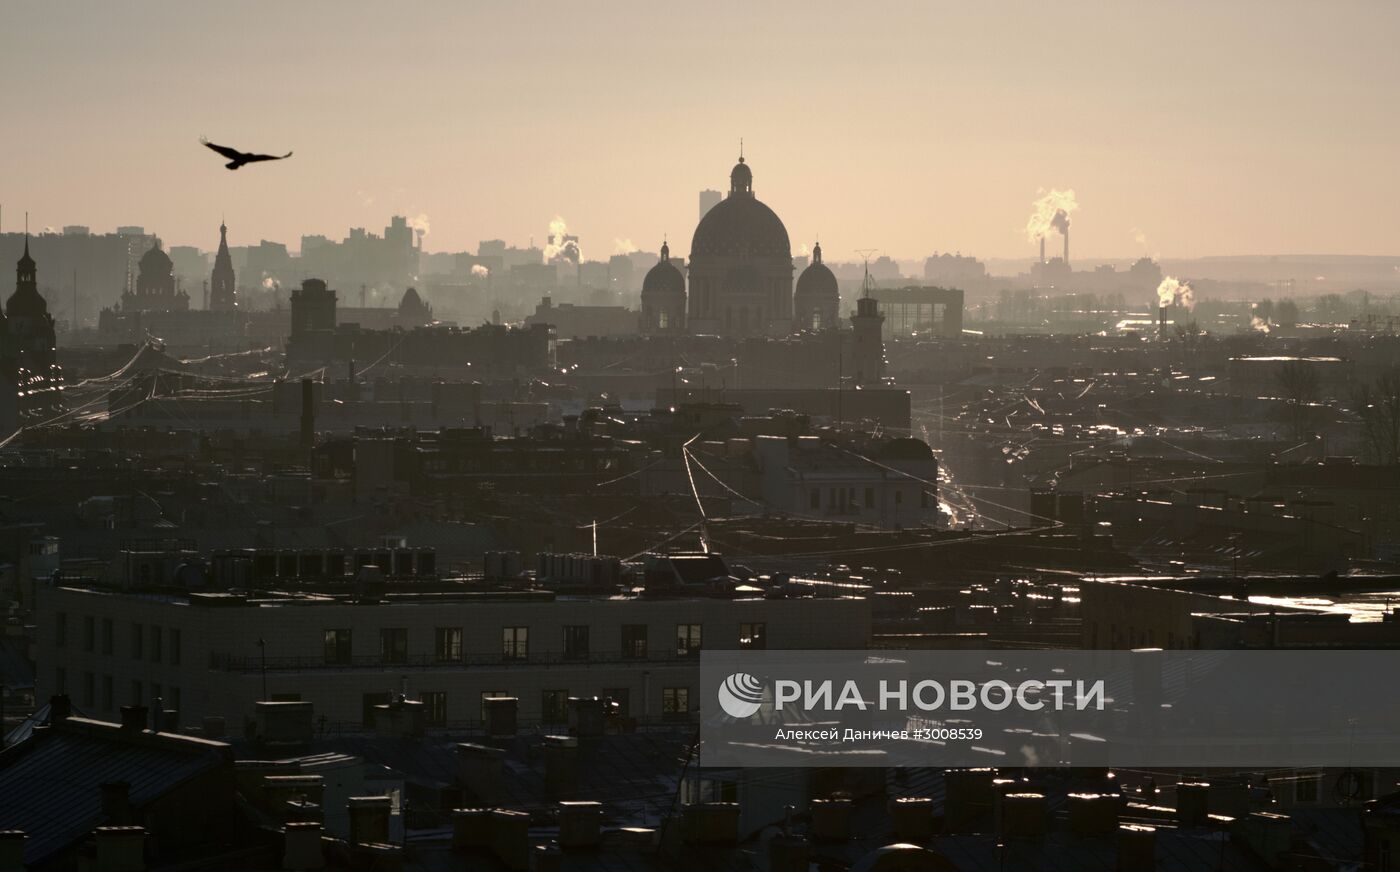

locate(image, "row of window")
[[322, 622, 767, 665], [808, 486, 930, 511], [55, 613, 182, 665], [55, 667, 181, 716], [390, 686, 692, 727]]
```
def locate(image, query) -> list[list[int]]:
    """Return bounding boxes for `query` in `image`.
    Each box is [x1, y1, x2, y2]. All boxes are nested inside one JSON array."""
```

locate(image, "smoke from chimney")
[[1025, 189, 1078, 261]]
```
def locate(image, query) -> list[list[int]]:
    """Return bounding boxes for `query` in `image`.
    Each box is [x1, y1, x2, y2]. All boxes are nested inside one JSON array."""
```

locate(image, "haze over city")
[[4, 0, 1400, 259], [9, 4, 1400, 871]]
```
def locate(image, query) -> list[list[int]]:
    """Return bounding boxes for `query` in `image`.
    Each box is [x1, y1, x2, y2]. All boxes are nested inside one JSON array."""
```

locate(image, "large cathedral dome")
[[685, 153, 795, 336], [690, 159, 791, 259]]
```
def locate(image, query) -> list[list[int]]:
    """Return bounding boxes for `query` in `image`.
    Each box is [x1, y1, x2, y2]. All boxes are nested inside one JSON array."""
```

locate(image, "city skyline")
[[3, 1, 1399, 261]]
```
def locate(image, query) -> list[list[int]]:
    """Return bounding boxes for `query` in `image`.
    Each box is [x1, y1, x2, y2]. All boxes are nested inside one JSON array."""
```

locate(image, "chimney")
[[999, 793, 1047, 839], [1117, 823, 1156, 872], [0, 831, 26, 872], [569, 696, 605, 738], [888, 796, 934, 841], [557, 801, 602, 849], [93, 826, 145, 872], [1039, 237, 1046, 264], [1175, 782, 1210, 828], [281, 821, 325, 871], [1067, 793, 1119, 836], [373, 698, 424, 738], [346, 796, 391, 846], [100, 782, 133, 825], [483, 697, 518, 737], [119, 706, 148, 733], [1233, 811, 1291, 868], [263, 775, 325, 823], [543, 736, 579, 799], [49, 694, 72, 723], [299, 378, 315, 449], [455, 743, 505, 804], [489, 809, 529, 871], [1159, 306, 1168, 339], [1063, 225, 1070, 264], [942, 768, 996, 833], [683, 802, 740, 845], [450, 809, 490, 850]]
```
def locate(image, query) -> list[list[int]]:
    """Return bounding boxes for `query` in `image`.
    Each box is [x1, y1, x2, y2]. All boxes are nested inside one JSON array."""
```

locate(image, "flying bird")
[[200, 138, 293, 171]]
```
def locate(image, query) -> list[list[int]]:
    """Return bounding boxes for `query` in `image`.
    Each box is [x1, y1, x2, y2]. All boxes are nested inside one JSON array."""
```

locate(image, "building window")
[[131, 680, 143, 706], [563, 625, 590, 659], [131, 623, 143, 660], [662, 687, 690, 719], [502, 626, 529, 660], [170, 629, 181, 666], [55, 667, 66, 694], [102, 675, 113, 711], [1296, 772, 1320, 804], [379, 628, 408, 664], [56, 612, 67, 648], [542, 689, 569, 724], [739, 622, 767, 649], [621, 624, 648, 659], [150, 626, 163, 663], [83, 616, 95, 652], [151, 683, 162, 708], [82, 672, 95, 707], [810, 490, 820, 510], [171, 687, 181, 714], [323, 629, 352, 665], [895, 490, 904, 505], [421, 691, 447, 726], [102, 618, 114, 655], [435, 627, 463, 662], [676, 624, 702, 657], [864, 487, 875, 508]]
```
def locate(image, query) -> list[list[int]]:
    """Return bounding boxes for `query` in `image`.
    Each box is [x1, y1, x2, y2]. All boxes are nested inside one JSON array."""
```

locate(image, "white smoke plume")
[[1025, 188, 1079, 242], [1251, 315, 1271, 334], [1131, 227, 1148, 246], [798, 243, 811, 257], [471, 264, 490, 278], [407, 213, 431, 236], [1156, 276, 1195, 311], [543, 215, 581, 264], [612, 238, 638, 256], [260, 275, 279, 291]]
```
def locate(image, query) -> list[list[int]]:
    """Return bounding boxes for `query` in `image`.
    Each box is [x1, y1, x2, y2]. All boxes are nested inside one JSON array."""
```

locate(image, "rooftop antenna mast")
[[853, 248, 878, 299]]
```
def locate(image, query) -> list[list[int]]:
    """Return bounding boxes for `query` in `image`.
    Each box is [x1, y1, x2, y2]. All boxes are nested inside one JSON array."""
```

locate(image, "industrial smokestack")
[[1062, 226, 1069, 264], [1039, 237, 1045, 264], [1159, 305, 1168, 339]]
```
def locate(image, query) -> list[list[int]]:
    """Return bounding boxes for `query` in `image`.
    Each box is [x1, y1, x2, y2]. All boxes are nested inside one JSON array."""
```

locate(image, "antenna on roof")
[[853, 249, 878, 299]]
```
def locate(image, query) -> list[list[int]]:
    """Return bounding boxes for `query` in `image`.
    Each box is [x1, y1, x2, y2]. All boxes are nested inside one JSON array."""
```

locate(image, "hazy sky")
[[2, 1, 1398, 261]]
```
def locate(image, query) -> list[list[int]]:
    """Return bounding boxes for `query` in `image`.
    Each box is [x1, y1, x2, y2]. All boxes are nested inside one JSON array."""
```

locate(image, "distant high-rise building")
[[699, 189, 721, 221], [209, 222, 237, 311]]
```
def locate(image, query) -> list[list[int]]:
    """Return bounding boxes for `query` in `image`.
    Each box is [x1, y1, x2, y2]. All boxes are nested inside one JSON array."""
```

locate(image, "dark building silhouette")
[[850, 295, 885, 386], [793, 241, 840, 331], [120, 241, 189, 313], [290, 278, 337, 336], [396, 286, 432, 324], [687, 154, 794, 337], [3, 237, 63, 416], [208, 221, 236, 311], [640, 241, 686, 334]]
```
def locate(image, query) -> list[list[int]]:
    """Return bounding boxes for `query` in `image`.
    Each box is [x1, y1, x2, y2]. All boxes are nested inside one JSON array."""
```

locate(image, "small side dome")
[[642, 242, 685, 297]]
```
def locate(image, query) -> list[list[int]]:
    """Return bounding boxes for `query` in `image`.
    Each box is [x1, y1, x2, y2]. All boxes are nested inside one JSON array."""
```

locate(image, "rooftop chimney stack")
[[1063, 225, 1069, 264]]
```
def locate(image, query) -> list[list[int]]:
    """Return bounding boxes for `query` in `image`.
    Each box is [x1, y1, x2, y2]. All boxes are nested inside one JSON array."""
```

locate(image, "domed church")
[[793, 241, 840, 331], [686, 153, 794, 336], [640, 240, 686, 334]]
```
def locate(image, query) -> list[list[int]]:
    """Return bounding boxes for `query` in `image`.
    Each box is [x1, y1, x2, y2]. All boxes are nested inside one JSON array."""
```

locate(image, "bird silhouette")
[[200, 138, 293, 171]]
